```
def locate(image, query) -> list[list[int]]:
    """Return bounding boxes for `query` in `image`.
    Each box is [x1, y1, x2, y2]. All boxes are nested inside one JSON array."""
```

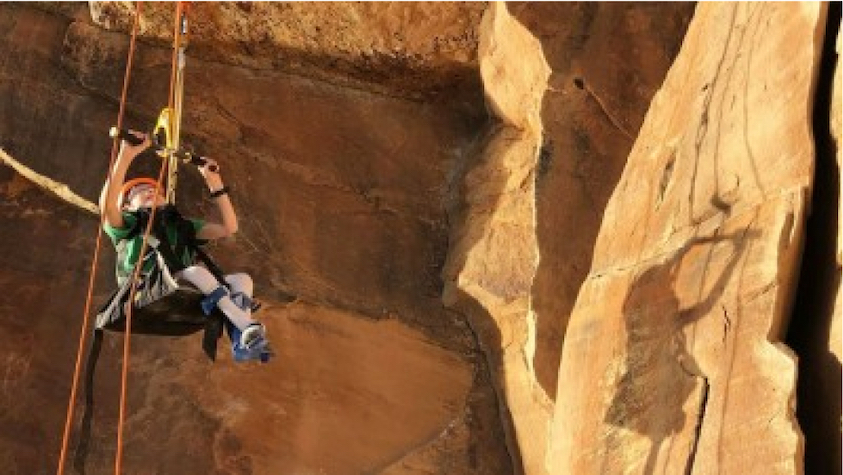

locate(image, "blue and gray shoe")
[[228, 322, 273, 363]]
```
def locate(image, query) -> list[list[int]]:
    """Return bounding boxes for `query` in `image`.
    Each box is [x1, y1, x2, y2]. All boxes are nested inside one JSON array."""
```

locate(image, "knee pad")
[[230, 291, 255, 312]]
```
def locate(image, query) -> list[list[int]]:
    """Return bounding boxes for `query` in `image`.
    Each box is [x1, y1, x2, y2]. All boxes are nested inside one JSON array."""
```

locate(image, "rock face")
[[0, 3, 506, 474], [0, 2, 838, 475], [830, 18, 842, 422], [510, 0, 695, 405], [443, 3, 549, 474], [786, 11, 843, 474], [0, 168, 98, 473], [549, 3, 827, 474], [84, 1, 486, 100], [511, 2, 694, 406], [443, 3, 695, 475]]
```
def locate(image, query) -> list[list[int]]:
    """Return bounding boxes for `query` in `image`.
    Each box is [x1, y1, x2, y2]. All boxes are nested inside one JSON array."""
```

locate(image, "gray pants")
[[176, 266, 256, 331]]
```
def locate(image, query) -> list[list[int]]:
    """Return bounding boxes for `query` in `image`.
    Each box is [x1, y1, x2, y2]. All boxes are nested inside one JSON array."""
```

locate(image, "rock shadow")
[[786, 2, 842, 470], [447, 286, 521, 475], [604, 225, 758, 474]]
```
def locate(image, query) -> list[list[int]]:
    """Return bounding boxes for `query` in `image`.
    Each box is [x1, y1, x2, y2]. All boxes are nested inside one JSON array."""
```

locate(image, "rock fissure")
[[576, 78, 634, 141], [683, 373, 710, 475], [721, 305, 732, 343], [785, 3, 842, 472], [459, 310, 522, 475]]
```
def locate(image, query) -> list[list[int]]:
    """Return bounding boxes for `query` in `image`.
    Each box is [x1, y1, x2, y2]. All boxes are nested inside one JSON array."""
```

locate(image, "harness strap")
[[73, 328, 104, 472], [200, 286, 229, 315], [124, 207, 228, 283], [193, 245, 228, 285], [132, 207, 188, 272], [151, 229, 187, 273]]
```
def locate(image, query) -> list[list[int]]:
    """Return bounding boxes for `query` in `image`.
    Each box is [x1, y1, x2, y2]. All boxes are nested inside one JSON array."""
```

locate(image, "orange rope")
[[56, 3, 143, 475], [114, 148, 170, 474], [168, 1, 185, 110], [165, 1, 186, 193], [114, 3, 186, 473]]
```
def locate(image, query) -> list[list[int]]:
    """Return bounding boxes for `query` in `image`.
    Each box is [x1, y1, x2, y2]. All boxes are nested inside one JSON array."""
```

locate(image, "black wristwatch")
[[210, 186, 230, 198]]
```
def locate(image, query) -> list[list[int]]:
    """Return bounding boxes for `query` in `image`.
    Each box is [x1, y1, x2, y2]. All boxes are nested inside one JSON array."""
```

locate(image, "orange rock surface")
[[0, 2, 838, 474]]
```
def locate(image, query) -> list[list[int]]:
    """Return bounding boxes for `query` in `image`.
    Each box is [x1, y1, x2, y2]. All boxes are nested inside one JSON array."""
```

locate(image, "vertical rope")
[[115, 4, 188, 473], [114, 153, 169, 475], [166, 1, 186, 203], [56, 3, 143, 475], [168, 2, 184, 111]]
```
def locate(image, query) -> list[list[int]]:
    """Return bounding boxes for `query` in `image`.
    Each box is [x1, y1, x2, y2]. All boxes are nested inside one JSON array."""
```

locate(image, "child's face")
[[126, 184, 166, 210]]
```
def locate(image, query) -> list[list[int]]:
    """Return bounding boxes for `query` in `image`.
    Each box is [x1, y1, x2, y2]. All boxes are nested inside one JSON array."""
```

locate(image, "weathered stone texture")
[[83, 1, 486, 99], [117, 303, 477, 474], [509, 1, 695, 403], [0, 169, 96, 473], [444, 3, 549, 474], [0, 3, 508, 474], [550, 3, 825, 474], [2, 2, 838, 474], [443, 3, 695, 474]]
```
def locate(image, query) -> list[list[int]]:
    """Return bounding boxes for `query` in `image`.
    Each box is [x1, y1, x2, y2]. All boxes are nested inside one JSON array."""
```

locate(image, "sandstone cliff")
[[550, 3, 831, 474], [0, 2, 838, 475]]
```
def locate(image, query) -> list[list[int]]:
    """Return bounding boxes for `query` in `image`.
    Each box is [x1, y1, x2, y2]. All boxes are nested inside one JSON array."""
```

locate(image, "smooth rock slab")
[[550, 3, 826, 474]]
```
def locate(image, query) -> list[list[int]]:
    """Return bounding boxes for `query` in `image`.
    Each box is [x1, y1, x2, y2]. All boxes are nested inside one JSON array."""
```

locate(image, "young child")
[[99, 131, 269, 361]]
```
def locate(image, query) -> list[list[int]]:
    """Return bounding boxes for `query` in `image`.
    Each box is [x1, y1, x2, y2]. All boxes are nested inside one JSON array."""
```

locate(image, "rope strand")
[[114, 152, 170, 474], [166, 1, 186, 202], [115, 3, 188, 473], [168, 2, 185, 111], [56, 3, 143, 474]]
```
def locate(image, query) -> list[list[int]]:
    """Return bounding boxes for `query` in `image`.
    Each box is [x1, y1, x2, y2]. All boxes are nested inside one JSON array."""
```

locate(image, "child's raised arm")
[[99, 131, 150, 229], [196, 158, 239, 240]]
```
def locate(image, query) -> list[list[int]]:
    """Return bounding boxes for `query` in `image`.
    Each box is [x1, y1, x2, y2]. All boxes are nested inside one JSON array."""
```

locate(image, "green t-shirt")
[[104, 211, 204, 284]]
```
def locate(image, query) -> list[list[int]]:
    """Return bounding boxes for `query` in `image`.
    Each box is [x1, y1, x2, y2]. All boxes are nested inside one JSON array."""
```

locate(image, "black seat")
[[99, 284, 218, 337]]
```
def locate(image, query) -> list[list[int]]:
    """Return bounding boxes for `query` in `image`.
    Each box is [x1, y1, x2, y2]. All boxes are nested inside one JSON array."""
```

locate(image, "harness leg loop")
[[200, 286, 229, 315]]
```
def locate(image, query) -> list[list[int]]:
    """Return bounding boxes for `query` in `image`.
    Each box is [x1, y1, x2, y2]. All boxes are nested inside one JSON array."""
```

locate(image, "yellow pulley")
[[153, 107, 179, 203], [153, 107, 175, 156]]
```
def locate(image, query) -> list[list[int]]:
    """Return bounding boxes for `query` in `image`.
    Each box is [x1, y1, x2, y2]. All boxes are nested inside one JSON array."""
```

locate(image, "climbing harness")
[[95, 205, 227, 343]]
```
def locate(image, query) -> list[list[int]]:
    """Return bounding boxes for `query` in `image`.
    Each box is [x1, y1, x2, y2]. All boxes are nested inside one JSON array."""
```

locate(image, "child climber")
[[98, 130, 269, 361]]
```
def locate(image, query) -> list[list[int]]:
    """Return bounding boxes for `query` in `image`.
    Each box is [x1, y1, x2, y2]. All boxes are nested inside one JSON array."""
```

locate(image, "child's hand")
[[200, 158, 223, 188], [119, 131, 150, 159]]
